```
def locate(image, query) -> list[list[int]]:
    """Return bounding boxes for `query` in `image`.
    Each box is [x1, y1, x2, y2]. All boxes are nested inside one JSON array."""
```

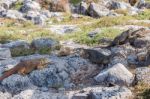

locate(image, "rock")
[[69, 86, 133, 99], [50, 25, 80, 34], [88, 86, 133, 99], [80, 48, 111, 64], [25, 10, 40, 20], [2, 40, 30, 49], [31, 38, 59, 50], [78, 1, 88, 15], [33, 14, 47, 25], [133, 35, 150, 48], [87, 3, 110, 18], [40, 10, 51, 18], [12, 89, 68, 99], [0, 0, 18, 9], [135, 67, 150, 85], [29, 68, 63, 88], [0, 48, 11, 59], [87, 28, 101, 38], [0, 6, 6, 17], [1, 74, 33, 94], [0, 91, 12, 99], [59, 71, 69, 81], [94, 63, 134, 86], [106, 1, 130, 10], [20, 0, 41, 13], [144, 2, 150, 9], [2, 10, 24, 20]]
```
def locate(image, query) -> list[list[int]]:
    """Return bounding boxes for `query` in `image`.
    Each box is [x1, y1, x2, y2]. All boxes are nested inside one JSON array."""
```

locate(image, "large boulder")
[[80, 48, 111, 64], [1, 74, 34, 94], [87, 2, 111, 18], [29, 68, 63, 88], [31, 38, 60, 50], [20, 0, 41, 13], [94, 63, 134, 86]]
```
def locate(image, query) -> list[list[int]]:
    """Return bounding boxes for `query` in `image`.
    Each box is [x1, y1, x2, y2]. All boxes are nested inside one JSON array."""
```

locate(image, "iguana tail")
[[0, 67, 18, 81]]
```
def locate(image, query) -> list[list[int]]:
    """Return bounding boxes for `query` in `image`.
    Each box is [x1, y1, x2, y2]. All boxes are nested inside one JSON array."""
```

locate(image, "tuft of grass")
[[114, 9, 129, 16], [94, 15, 134, 28], [11, 48, 35, 57], [12, 1, 23, 10], [135, 10, 150, 20], [134, 82, 150, 99], [64, 26, 122, 46]]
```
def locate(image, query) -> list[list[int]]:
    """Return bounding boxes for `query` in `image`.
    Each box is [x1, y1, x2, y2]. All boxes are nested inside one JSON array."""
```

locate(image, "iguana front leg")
[[18, 67, 26, 76]]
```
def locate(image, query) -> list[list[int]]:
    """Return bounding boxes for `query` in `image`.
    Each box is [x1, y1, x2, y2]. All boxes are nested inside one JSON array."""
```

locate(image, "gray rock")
[[94, 63, 134, 86], [31, 38, 59, 50], [59, 71, 69, 81], [88, 86, 133, 99], [2, 40, 30, 49], [0, 6, 6, 17], [133, 37, 150, 48], [2, 10, 24, 20], [29, 68, 63, 88], [0, 48, 11, 59], [25, 10, 40, 21], [87, 3, 110, 18], [40, 10, 51, 18], [81, 48, 111, 64], [106, 1, 130, 10], [135, 67, 150, 85], [0, 0, 18, 9], [69, 86, 133, 99], [33, 14, 47, 25], [12, 89, 68, 99], [2, 74, 33, 94], [88, 28, 101, 38], [78, 1, 88, 15], [20, 0, 41, 13], [0, 91, 12, 99]]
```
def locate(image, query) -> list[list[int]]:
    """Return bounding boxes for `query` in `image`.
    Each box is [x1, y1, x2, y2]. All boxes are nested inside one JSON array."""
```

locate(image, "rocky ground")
[[0, 0, 150, 99]]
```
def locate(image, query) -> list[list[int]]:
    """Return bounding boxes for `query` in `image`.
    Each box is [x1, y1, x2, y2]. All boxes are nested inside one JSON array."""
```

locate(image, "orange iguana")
[[0, 58, 52, 81]]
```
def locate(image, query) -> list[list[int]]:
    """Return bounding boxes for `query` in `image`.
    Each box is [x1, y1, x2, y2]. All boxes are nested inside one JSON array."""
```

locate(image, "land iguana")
[[0, 58, 52, 81], [109, 28, 146, 47]]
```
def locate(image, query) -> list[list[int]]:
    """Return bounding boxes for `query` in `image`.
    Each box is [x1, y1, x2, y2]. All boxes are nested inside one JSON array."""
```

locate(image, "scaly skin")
[[0, 58, 51, 81], [109, 28, 146, 47]]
